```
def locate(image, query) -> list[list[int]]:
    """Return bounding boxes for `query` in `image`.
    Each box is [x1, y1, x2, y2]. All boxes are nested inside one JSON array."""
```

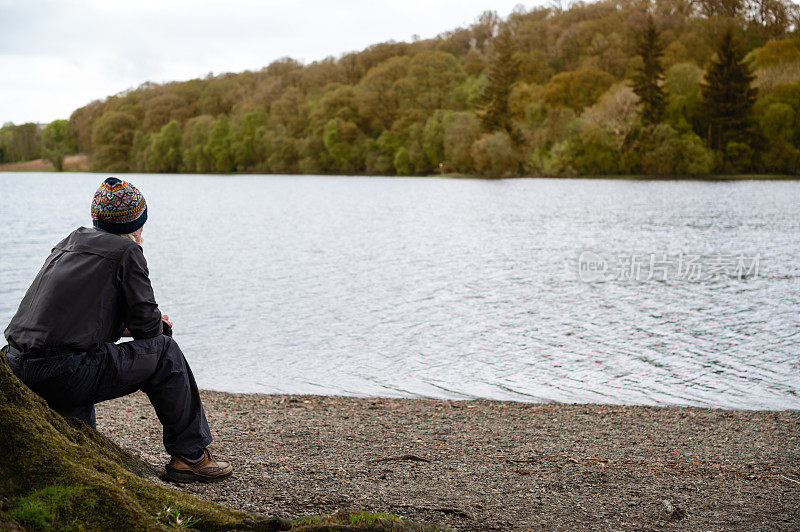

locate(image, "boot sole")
[[164, 464, 233, 483]]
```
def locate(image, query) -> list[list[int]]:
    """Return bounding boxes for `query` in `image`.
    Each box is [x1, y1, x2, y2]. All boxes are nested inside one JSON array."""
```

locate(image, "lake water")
[[1, 172, 798, 410]]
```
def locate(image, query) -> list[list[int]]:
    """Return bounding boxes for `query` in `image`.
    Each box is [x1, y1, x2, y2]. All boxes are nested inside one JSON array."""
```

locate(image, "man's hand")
[[161, 314, 174, 337]]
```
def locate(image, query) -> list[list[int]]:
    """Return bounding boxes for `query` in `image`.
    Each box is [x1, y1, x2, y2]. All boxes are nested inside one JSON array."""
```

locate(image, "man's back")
[[4, 226, 162, 353]]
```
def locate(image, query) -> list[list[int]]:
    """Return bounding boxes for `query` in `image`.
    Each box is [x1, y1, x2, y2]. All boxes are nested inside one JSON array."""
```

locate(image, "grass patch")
[[294, 511, 399, 527], [156, 505, 201, 529], [346, 512, 399, 526]]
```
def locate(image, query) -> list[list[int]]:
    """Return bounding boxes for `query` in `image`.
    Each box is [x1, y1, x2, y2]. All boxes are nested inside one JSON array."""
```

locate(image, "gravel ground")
[[96, 392, 800, 531]]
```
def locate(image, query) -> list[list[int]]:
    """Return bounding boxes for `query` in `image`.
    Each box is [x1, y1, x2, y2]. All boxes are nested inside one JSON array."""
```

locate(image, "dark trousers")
[[3, 335, 211, 457]]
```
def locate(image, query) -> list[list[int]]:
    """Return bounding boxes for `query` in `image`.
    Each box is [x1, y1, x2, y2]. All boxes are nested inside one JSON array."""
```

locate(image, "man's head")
[[91, 177, 147, 244]]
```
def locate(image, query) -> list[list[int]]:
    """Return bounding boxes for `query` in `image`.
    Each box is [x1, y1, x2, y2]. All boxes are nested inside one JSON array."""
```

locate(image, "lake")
[[1, 172, 798, 409]]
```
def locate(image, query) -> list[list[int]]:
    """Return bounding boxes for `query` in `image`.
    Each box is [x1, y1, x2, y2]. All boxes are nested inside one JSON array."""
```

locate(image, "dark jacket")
[[4, 227, 163, 353]]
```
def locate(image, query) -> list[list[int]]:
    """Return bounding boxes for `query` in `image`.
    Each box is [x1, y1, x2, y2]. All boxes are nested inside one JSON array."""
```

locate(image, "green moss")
[[8, 484, 90, 531]]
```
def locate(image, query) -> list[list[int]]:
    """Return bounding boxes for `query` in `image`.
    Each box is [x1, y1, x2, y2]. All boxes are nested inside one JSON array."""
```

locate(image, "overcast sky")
[[0, 0, 539, 125]]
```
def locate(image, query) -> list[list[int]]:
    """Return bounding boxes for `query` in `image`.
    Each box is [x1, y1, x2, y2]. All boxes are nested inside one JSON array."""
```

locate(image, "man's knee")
[[160, 334, 182, 355], [155, 335, 190, 372], [130, 334, 177, 355], [119, 335, 185, 375]]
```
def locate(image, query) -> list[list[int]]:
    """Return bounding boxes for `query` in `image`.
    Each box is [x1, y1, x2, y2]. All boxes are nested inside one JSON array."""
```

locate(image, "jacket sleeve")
[[118, 245, 163, 339]]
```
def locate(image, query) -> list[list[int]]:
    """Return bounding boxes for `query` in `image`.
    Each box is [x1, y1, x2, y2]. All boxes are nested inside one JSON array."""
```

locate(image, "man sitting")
[[2, 177, 232, 483]]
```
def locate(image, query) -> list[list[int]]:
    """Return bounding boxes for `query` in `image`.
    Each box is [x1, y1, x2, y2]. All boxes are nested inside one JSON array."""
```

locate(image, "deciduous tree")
[[41, 120, 76, 171], [542, 68, 615, 112], [91, 112, 138, 171], [357, 57, 410, 130], [146, 120, 182, 172], [397, 51, 465, 114]]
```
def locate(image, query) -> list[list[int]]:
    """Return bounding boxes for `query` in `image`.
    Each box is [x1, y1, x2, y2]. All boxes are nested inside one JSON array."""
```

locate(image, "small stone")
[[662, 499, 686, 522]]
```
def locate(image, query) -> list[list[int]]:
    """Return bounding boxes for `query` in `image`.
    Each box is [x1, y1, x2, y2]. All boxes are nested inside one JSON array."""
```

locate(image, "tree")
[[322, 118, 361, 172], [231, 107, 269, 171], [470, 131, 520, 176], [42, 120, 76, 171], [69, 100, 104, 153], [268, 87, 307, 136], [449, 75, 486, 112], [91, 111, 138, 171], [696, 0, 744, 18], [758, 101, 794, 142], [364, 130, 400, 174], [311, 84, 359, 127], [746, 0, 795, 39], [563, 121, 622, 175], [632, 15, 665, 124], [421, 111, 450, 168], [542, 68, 615, 112], [393, 146, 411, 175], [479, 26, 519, 133], [754, 95, 800, 173], [464, 49, 487, 76], [663, 62, 702, 132], [699, 27, 757, 152], [397, 51, 465, 114], [582, 84, 639, 141], [182, 115, 215, 172], [357, 57, 410, 130], [142, 93, 185, 131], [444, 112, 482, 173], [145, 120, 182, 172], [129, 130, 151, 172], [749, 39, 800, 92], [638, 125, 713, 175], [198, 78, 237, 116], [470, 10, 501, 52], [261, 125, 300, 174], [1, 123, 41, 162], [205, 115, 234, 172]]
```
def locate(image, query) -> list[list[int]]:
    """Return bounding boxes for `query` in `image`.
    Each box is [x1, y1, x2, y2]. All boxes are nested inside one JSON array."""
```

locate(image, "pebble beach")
[[96, 391, 799, 531]]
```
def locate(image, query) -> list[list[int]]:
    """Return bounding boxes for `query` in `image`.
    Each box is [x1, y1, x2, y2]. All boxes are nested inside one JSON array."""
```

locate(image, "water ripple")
[[1, 173, 799, 409]]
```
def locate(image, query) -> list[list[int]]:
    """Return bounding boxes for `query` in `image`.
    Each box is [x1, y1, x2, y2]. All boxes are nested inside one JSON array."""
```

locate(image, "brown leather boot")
[[165, 448, 233, 483]]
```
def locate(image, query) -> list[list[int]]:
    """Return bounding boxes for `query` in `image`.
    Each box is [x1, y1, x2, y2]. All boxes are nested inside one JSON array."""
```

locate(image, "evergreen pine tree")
[[700, 26, 757, 152], [632, 15, 665, 124], [479, 26, 519, 133]]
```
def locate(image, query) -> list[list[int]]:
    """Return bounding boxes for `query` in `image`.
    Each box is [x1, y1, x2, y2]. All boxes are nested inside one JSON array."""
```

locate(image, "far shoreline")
[[0, 160, 798, 180]]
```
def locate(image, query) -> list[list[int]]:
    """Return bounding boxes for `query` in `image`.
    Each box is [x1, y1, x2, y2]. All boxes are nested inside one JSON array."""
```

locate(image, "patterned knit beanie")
[[91, 177, 148, 234]]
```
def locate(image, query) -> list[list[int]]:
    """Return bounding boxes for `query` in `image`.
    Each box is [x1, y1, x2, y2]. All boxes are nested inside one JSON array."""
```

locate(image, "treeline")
[[0, 121, 76, 171], [3, 0, 800, 176]]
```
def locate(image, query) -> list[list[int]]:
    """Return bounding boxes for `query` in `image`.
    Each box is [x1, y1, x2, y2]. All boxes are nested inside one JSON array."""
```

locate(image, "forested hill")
[[3, 0, 800, 176]]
